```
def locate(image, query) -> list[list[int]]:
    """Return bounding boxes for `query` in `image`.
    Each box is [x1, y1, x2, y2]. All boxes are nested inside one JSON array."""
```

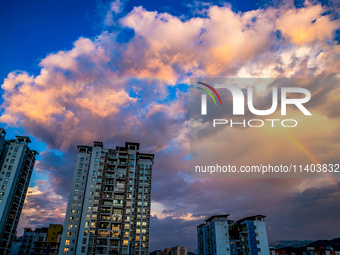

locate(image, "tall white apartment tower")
[[59, 141, 154, 255], [0, 128, 38, 254]]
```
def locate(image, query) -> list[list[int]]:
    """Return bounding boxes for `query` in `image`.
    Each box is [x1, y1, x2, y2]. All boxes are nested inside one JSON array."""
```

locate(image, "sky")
[[1, 0, 340, 252]]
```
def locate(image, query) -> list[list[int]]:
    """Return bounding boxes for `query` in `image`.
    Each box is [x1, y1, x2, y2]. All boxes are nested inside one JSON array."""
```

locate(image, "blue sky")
[[0, 0, 101, 79], [0, 0, 272, 80]]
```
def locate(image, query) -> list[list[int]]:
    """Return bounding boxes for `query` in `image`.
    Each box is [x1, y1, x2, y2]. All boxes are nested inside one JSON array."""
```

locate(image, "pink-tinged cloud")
[[17, 181, 67, 235], [1, 3, 339, 151], [276, 4, 340, 45]]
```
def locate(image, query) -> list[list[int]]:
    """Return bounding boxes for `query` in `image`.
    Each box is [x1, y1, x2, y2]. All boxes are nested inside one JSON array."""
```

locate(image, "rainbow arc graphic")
[[197, 82, 223, 106]]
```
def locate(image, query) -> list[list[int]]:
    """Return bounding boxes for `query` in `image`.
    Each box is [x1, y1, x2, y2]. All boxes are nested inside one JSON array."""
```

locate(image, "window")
[[14, 147, 18, 152], [5, 172, 10, 177], [63, 248, 69, 253], [1, 185, 6, 190], [81, 247, 86, 252], [258, 248, 261, 252], [65, 240, 70, 245], [69, 217, 74, 222], [0, 192, 4, 197], [66, 232, 71, 237], [83, 238, 87, 244], [8, 165, 12, 170], [10, 159, 15, 164], [68, 224, 72, 229]]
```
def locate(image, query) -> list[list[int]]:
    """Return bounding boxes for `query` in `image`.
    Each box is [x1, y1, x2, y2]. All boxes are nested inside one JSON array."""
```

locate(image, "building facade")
[[170, 245, 187, 255], [229, 215, 270, 255], [0, 129, 38, 254], [59, 141, 154, 255], [10, 224, 63, 255], [18, 227, 48, 255], [156, 245, 188, 255], [197, 215, 230, 255], [197, 215, 270, 255]]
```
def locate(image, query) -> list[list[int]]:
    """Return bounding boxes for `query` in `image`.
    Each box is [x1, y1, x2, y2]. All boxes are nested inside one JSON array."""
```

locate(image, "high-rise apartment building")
[[229, 215, 269, 255], [197, 215, 230, 255], [197, 215, 270, 255], [0, 128, 38, 254], [59, 141, 154, 255]]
